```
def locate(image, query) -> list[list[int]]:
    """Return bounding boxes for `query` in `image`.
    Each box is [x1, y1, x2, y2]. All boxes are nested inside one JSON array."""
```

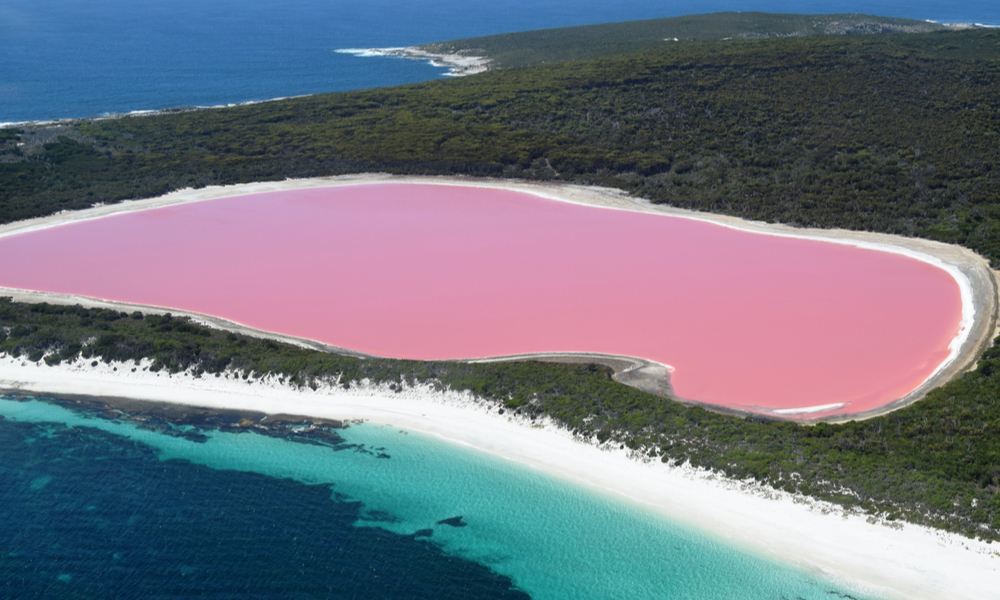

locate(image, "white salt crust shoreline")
[[0, 174, 994, 420], [0, 355, 997, 600]]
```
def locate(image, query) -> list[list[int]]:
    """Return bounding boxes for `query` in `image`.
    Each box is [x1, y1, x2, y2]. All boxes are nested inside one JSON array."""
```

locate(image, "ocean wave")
[[334, 48, 404, 57]]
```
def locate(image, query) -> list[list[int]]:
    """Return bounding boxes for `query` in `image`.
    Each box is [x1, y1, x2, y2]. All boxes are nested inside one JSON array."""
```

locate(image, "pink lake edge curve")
[[0, 183, 970, 420]]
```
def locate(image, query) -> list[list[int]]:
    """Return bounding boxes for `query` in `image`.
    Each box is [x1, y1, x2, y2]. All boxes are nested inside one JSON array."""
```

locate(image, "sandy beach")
[[0, 174, 995, 422], [1, 354, 997, 600]]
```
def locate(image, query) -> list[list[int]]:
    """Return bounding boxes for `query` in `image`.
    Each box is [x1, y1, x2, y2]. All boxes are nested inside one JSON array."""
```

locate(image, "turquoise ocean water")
[[0, 396, 879, 599]]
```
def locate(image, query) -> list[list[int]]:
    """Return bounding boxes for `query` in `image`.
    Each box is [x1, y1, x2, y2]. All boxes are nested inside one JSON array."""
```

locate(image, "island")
[[2, 14, 999, 599]]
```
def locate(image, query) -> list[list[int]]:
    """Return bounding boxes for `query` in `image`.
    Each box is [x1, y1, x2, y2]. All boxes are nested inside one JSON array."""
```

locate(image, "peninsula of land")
[[3, 18, 1000, 591], [1, 176, 999, 596]]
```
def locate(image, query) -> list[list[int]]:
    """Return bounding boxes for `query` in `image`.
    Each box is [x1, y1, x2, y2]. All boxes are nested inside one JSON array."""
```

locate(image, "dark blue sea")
[[0, 397, 881, 599], [0, 0, 997, 124]]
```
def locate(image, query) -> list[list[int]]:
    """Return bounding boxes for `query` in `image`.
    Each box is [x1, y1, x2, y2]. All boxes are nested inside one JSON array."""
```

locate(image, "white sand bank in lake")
[[0, 173, 995, 421], [0, 354, 997, 600]]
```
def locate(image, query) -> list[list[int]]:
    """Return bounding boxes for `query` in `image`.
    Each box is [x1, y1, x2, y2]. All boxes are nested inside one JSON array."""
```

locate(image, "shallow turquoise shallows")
[[0, 397, 880, 599]]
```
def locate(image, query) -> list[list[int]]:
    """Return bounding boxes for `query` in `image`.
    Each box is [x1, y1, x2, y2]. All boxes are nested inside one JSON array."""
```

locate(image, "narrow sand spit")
[[1, 355, 998, 600], [0, 173, 995, 422]]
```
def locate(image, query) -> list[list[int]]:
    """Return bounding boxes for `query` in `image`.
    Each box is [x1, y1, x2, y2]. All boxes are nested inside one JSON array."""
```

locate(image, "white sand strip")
[[0, 354, 996, 600]]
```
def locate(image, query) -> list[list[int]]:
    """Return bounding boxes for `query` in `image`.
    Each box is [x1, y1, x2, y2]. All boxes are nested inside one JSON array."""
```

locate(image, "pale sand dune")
[[0, 354, 997, 600]]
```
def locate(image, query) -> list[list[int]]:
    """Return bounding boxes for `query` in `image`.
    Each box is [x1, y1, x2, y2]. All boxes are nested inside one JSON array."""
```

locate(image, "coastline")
[[3, 20, 997, 129], [336, 47, 491, 76], [0, 173, 994, 422], [0, 96, 309, 131], [1, 354, 997, 600], [1, 46, 484, 130]]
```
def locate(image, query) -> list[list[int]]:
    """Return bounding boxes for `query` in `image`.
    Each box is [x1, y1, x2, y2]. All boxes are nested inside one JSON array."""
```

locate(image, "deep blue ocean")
[[0, 396, 881, 600], [0, 0, 997, 124]]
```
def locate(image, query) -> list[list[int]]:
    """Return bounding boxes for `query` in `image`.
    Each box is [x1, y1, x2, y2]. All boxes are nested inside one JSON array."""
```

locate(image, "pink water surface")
[[0, 184, 963, 418]]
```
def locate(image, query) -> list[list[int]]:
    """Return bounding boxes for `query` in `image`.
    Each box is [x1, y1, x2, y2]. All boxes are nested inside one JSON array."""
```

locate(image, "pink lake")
[[0, 184, 963, 418]]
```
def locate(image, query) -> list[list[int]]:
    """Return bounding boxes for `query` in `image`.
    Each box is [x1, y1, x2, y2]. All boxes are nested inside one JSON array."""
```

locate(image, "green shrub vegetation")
[[1, 20, 1000, 540], [421, 12, 947, 68]]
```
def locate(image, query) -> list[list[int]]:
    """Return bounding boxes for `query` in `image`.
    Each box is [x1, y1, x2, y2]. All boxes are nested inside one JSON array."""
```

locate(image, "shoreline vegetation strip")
[[1, 293, 999, 543], [0, 19, 999, 543], [1, 363, 997, 600]]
